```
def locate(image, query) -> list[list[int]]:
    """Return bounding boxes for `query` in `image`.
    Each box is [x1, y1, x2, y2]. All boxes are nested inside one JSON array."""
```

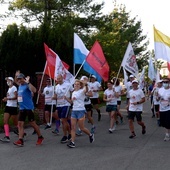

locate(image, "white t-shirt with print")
[[158, 88, 170, 111], [129, 88, 145, 111], [55, 82, 73, 107], [72, 89, 86, 111], [89, 81, 101, 98], [6, 85, 17, 107], [114, 85, 122, 101], [152, 87, 162, 105], [126, 81, 133, 98], [43, 86, 56, 105], [104, 89, 118, 105]]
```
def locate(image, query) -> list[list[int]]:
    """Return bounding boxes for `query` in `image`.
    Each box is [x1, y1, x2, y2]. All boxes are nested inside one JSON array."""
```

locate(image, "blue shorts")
[[106, 105, 117, 112], [71, 110, 86, 119], [57, 106, 70, 119]]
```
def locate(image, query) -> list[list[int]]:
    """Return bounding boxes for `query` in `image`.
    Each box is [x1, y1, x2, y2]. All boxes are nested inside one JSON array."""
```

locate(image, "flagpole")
[[113, 65, 122, 87], [47, 65, 55, 126], [74, 59, 86, 79], [36, 62, 47, 104]]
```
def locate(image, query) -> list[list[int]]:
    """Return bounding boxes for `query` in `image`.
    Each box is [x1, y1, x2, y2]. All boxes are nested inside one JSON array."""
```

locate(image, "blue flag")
[[73, 33, 102, 82]]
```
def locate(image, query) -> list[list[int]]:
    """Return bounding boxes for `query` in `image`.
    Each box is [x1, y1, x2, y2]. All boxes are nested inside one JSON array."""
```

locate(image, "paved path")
[[0, 100, 170, 170]]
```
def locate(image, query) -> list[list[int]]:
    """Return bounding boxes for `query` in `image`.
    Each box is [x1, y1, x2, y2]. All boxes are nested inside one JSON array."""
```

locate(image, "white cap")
[[132, 80, 138, 84], [129, 75, 134, 78], [157, 80, 163, 83], [80, 76, 88, 81], [90, 75, 96, 79], [5, 77, 14, 82]]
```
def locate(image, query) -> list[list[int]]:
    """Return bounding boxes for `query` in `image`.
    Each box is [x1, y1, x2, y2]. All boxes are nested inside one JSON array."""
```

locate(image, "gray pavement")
[[0, 100, 170, 170]]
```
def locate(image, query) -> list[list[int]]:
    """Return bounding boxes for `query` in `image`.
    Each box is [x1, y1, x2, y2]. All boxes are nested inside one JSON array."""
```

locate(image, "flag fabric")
[[121, 42, 139, 78], [74, 33, 89, 64], [148, 56, 156, 81], [55, 54, 75, 84], [155, 69, 161, 83], [44, 43, 72, 83], [139, 68, 145, 90], [73, 33, 102, 82], [123, 68, 128, 88], [167, 62, 170, 78], [154, 26, 170, 62], [85, 41, 109, 81]]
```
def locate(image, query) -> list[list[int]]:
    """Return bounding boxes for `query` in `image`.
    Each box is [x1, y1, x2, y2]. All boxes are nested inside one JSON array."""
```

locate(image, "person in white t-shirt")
[[127, 80, 146, 139], [89, 75, 103, 121], [76, 76, 96, 136], [113, 78, 124, 124], [125, 75, 135, 104], [65, 79, 95, 148], [156, 78, 170, 141], [0, 77, 18, 142], [53, 74, 74, 143], [151, 80, 163, 126], [38, 78, 58, 130], [103, 81, 119, 133]]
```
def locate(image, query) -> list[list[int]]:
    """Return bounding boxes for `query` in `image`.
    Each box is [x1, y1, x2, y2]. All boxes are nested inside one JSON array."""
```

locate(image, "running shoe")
[[61, 136, 68, 143], [52, 129, 59, 135], [142, 126, 146, 134], [89, 133, 95, 143], [90, 126, 96, 134], [67, 134, 71, 141], [36, 136, 44, 145], [13, 139, 24, 147], [76, 129, 82, 136], [129, 133, 136, 139], [164, 134, 170, 141], [108, 127, 115, 133], [0, 136, 10, 142], [44, 125, 51, 130], [67, 141, 75, 148]]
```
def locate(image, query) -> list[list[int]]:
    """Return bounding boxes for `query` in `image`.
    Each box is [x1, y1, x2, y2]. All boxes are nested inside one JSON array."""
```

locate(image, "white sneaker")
[[164, 134, 170, 141]]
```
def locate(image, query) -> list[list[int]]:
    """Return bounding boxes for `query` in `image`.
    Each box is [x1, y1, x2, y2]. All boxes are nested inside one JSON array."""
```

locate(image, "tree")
[[84, 2, 149, 79]]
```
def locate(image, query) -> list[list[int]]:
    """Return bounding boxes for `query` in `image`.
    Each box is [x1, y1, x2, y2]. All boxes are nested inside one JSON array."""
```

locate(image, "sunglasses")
[[163, 81, 169, 83]]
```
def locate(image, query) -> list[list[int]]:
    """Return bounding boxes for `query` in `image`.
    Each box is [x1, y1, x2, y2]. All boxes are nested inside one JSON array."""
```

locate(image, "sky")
[[1, 0, 170, 50], [101, 0, 170, 50]]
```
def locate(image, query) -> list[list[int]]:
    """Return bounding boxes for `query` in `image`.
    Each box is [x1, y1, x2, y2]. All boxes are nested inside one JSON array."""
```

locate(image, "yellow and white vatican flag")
[[154, 26, 170, 62]]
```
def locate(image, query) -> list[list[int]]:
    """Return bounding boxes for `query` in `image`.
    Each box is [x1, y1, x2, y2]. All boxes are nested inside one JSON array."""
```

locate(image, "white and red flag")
[[85, 41, 109, 81], [44, 43, 74, 83], [121, 42, 139, 78]]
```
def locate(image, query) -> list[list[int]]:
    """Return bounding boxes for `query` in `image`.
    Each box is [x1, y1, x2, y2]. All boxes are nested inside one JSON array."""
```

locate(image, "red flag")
[[44, 43, 69, 79], [86, 41, 109, 81]]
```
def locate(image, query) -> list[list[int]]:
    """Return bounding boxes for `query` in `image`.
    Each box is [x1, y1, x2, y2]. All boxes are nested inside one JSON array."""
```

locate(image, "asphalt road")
[[0, 100, 170, 170]]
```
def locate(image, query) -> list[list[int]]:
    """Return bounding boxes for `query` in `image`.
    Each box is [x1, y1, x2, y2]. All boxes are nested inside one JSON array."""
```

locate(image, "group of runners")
[[1, 71, 170, 148]]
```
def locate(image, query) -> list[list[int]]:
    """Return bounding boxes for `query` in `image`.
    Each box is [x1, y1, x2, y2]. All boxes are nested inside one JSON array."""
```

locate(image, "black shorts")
[[90, 98, 99, 105], [85, 104, 93, 112], [18, 110, 35, 122], [117, 101, 121, 105], [160, 110, 170, 129], [128, 111, 142, 121], [4, 106, 18, 115], [154, 105, 159, 112], [44, 104, 56, 112]]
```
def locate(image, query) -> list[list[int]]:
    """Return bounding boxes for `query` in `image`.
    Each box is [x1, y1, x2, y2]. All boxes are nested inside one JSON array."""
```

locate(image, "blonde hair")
[[74, 79, 84, 89]]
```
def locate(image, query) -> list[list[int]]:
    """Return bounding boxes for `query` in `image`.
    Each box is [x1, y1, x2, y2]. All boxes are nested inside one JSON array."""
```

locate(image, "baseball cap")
[[132, 80, 138, 84], [5, 77, 14, 82], [157, 80, 163, 83], [129, 75, 134, 78], [90, 75, 96, 79], [17, 73, 25, 79], [80, 76, 88, 81]]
